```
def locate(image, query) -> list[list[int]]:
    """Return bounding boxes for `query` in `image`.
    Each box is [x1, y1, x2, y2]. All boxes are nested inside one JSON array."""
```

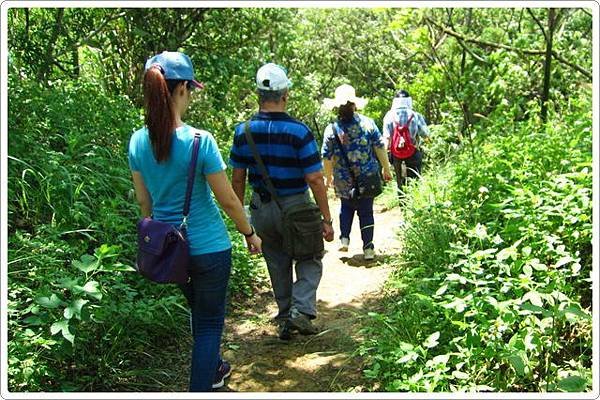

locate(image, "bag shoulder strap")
[[182, 133, 201, 226], [399, 112, 415, 129], [331, 123, 358, 188], [243, 121, 282, 209], [395, 112, 414, 129]]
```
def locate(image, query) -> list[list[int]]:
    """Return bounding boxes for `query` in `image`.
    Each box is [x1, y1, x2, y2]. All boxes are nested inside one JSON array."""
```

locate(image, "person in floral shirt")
[[321, 84, 392, 260]]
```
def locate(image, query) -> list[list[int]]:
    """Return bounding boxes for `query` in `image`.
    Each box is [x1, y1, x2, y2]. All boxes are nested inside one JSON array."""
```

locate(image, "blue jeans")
[[178, 248, 231, 392], [340, 197, 375, 250]]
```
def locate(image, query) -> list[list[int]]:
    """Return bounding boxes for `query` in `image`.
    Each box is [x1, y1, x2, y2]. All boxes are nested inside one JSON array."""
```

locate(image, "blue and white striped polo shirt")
[[229, 111, 323, 197]]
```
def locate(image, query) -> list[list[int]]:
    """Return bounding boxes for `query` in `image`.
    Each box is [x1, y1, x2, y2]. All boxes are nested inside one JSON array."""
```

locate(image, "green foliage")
[[6, 6, 593, 393], [7, 77, 264, 391], [359, 90, 592, 392]]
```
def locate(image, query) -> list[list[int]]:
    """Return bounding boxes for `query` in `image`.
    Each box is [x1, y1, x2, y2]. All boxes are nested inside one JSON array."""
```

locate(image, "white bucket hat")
[[323, 84, 368, 110]]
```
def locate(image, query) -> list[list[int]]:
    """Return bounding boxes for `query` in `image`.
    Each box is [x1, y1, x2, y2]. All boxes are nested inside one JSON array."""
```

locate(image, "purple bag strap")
[[181, 133, 201, 228]]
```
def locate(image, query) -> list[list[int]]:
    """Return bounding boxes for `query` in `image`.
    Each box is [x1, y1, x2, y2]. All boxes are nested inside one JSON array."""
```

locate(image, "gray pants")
[[249, 191, 323, 320]]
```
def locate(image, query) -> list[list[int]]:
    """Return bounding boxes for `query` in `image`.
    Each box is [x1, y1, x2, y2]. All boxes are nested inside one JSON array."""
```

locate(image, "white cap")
[[323, 84, 368, 110], [256, 63, 292, 91], [391, 96, 412, 110]]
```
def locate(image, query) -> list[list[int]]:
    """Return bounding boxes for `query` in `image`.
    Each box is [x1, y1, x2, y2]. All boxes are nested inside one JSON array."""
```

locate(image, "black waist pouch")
[[282, 202, 324, 261]]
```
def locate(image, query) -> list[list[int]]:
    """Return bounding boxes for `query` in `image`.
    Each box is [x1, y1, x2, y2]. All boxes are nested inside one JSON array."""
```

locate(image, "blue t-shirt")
[[128, 125, 231, 256], [228, 112, 323, 197]]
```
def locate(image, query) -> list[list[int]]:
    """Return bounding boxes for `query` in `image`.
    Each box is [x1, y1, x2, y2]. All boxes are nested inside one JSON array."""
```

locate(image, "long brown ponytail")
[[143, 66, 175, 163]]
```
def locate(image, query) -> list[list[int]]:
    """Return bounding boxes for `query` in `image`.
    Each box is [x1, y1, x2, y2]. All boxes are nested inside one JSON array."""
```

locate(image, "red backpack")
[[390, 114, 415, 159]]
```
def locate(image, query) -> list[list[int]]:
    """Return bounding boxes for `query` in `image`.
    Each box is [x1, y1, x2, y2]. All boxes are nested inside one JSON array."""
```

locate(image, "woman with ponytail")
[[128, 51, 262, 392]]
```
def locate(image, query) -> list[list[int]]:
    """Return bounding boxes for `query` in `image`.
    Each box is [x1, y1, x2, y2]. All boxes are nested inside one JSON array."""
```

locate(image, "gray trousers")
[[249, 191, 323, 320]]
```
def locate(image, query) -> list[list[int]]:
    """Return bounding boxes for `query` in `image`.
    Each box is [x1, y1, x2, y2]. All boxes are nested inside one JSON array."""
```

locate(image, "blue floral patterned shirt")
[[321, 113, 384, 199]]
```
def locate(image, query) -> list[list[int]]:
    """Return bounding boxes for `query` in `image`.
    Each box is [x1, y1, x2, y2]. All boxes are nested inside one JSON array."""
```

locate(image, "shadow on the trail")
[[215, 288, 389, 392], [338, 254, 378, 268]]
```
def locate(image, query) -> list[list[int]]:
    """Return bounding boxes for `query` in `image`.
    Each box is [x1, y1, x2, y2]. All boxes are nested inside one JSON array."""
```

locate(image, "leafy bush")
[[360, 91, 592, 392]]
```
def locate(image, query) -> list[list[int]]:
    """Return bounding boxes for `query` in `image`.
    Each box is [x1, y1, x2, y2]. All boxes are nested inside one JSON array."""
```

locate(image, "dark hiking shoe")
[[212, 360, 232, 389], [289, 313, 319, 335], [278, 320, 292, 340]]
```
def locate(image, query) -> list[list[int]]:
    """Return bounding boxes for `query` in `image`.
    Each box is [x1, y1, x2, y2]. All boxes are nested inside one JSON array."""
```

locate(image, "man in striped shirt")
[[229, 63, 334, 340], [382, 90, 430, 197]]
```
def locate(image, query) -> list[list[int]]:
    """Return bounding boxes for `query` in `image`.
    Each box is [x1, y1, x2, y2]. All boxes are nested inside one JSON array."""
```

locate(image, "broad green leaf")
[[472, 248, 498, 259], [423, 331, 440, 348], [72, 254, 99, 273], [452, 370, 469, 380], [398, 342, 414, 352], [58, 277, 80, 291], [521, 291, 543, 307], [443, 298, 467, 313], [50, 320, 74, 344], [435, 284, 448, 296], [430, 354, 450, 365], [450, 320, 469, 330], [530, 259, 548, 271], [446, 273, 466, 284], [63, 299, 88, 320], [50, 320, 65, 335], [23, 316, 44, 326], [81, 281, 102, 300], [554, 255, 575, 269], [507, 353, 526, 376], [35, 294, 64, 309], [557, 375, 587, 392], [520, 301, 552, 317], [397, 352, 418, 364], [562, 304, 590, 320], [496, 246, 517, 262]]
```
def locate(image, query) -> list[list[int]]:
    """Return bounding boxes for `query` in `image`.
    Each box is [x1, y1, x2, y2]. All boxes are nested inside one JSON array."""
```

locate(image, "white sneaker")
[[339, 237, 350, 252], [364, 248, 375, 260]]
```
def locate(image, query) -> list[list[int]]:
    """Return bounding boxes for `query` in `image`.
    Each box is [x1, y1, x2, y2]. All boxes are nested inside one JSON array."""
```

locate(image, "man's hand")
[[322, 221, 334, 242]]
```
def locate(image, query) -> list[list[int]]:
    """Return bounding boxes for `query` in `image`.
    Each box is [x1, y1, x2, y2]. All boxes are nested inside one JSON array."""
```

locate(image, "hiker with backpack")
[[321, 84, 393, 261], [382, 90, 430, 197]]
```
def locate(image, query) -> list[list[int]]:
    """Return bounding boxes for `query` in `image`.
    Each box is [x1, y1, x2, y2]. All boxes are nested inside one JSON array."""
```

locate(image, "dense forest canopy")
[[4, 5, 595, 393]]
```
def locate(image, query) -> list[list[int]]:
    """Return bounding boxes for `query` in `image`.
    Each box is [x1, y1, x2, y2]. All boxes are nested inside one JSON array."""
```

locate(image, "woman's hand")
[[245, 233, 262, 254]]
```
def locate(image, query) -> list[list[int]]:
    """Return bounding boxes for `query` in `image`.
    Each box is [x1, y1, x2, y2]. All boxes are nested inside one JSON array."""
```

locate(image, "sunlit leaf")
[[507, 353, 526, 376], [423, 331, 440, 348], [557, 375, 587, 392], [35, 294, 64, 309]]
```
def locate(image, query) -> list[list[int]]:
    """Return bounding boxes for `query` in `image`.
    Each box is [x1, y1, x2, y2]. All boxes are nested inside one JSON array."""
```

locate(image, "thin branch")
[[551, 50, 592, 79], [426, 16, 591, 80], [72, 10, 127, 50], [454, 35, 489, 64], [527, 8, 548, 42], [427, 17, 545, 55]]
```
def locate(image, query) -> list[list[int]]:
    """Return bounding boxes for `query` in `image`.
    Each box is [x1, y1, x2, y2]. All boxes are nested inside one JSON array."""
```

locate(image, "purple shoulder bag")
[[135, 134, 201, 284]]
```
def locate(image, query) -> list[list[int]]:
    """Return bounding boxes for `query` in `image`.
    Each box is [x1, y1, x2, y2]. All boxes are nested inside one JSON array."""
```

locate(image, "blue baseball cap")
[[144, 51, 204, 89]]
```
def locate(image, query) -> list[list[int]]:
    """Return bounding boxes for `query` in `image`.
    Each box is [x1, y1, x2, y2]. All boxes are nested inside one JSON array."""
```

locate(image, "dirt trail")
[[219, 198, 403, 392]]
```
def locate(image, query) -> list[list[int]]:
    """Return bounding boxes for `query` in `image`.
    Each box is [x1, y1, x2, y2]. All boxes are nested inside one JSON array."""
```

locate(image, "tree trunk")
[[541, 8, 556, 123], [38, 8, 64, 82]]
